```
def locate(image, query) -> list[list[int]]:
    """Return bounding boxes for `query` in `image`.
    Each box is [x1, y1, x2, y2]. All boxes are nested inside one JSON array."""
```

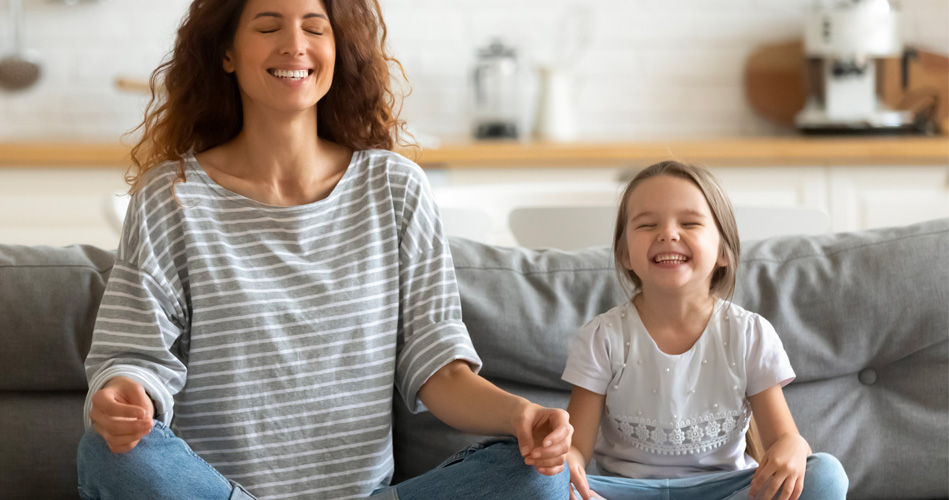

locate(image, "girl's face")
[[224, 0, 336, 117], [622, 175, 726, 298]]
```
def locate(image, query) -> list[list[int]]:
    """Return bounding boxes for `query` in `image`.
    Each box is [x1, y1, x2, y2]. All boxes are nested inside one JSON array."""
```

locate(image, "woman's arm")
[[566, 385, 605, 500], [418, 360, 573, 476], [84, 188, 191, 452], [748, 385, 811, 500]]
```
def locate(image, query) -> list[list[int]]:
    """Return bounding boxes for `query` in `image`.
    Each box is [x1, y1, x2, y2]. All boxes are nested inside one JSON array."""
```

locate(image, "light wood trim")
[[408, 137, 949, 168], [0, 142, 131, 168], [1, 136, 947, 169]]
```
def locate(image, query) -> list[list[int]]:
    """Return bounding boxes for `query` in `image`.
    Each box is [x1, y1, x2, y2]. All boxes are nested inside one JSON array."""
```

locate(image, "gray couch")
[[2, 220, 947, 500]]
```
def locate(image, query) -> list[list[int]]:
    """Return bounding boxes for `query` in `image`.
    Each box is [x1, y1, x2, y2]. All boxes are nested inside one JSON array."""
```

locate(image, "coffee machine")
[[795, 0, 915, 133]]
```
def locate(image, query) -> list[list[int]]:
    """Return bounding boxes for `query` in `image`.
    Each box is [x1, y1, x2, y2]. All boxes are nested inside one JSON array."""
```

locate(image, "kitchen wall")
[[0, 0, 946, 142]]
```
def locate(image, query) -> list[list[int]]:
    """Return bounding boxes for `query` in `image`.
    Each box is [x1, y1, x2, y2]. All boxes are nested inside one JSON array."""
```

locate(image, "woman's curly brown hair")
[[126, 0, 412, 193]]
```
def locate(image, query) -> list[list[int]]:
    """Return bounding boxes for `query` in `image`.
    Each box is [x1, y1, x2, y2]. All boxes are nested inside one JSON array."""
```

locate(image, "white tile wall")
[[0, 0, 945, 142]]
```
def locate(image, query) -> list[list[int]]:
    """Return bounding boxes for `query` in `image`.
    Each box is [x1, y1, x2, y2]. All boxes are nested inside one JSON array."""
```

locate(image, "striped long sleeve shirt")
[[83, 149, 482, 499]]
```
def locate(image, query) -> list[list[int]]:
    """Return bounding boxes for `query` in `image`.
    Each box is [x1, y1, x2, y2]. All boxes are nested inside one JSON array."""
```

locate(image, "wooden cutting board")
[[744, 39, 949, 132]]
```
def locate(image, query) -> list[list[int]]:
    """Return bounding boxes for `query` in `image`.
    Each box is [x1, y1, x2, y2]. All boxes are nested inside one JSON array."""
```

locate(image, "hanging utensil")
[[0, 0, 41, 91]]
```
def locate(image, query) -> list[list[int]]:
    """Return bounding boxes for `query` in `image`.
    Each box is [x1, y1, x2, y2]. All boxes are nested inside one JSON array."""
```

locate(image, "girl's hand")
[[749, 433, 809, 500], [567, 447, 605, 500], [513, 401, 573, 476], [565, 385, 607, 499]]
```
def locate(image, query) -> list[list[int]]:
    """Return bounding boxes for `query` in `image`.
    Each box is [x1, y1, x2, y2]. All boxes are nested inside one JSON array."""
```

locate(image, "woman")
[[76, 1, 571, 499]]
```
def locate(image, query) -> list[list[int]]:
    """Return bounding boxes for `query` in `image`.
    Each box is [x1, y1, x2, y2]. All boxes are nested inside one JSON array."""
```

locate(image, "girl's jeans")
[[581, 453, 848, 500], [77, 420, 569, 500]]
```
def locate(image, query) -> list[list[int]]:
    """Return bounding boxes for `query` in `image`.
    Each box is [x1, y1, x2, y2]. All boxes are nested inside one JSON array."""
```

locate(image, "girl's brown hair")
[[125, 0, 411, 193], [612, 160, 740, 302]]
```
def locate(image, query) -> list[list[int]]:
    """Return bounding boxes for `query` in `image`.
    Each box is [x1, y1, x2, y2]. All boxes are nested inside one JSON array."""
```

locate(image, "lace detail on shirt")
[[608, 402, 752, 456]]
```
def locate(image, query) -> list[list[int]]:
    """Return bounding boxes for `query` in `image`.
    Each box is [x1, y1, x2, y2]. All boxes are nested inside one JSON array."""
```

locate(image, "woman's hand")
[[749, 433, 809, 500], [416, 361, 572, 475], [513, 401, 573, 476], [88, 376, 154, 453]]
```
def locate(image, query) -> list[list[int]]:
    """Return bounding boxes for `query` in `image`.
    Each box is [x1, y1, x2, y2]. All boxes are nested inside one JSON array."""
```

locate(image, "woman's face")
[[224, 0, 336, 117]]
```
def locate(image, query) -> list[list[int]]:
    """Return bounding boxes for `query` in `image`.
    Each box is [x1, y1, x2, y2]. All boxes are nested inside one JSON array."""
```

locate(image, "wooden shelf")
[[1, 136, 947, 169], [0, 142, 131, 168], [408, 136, 949, 168]]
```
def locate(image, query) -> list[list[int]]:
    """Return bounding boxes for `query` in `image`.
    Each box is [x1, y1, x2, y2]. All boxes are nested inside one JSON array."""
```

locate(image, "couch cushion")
[[394, 243, 625, 482], [2, 221, 946, 500], [733, 220, 948, 500], [0, 244, 113, 391], [446, 243, 627, 390], [394, 220, 948, 500], [0, 392, 87, 499]]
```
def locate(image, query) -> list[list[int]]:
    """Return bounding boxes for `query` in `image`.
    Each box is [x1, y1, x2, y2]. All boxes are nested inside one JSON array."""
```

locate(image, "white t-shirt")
[[562, 299, 795, 479]]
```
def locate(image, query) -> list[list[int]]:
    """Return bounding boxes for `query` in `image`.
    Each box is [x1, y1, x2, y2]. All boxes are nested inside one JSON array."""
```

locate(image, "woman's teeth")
[[271, 69, 309, 80]]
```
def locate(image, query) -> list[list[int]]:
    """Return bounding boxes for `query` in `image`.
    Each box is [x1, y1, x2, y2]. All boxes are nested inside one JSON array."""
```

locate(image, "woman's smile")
[[268, 68, 313, 80]]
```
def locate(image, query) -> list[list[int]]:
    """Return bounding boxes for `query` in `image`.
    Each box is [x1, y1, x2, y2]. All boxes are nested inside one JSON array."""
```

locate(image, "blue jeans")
[[77, 421, 569, 500], [77, 420, 255, 500], [581, 453, 847, 500], [377, 436, 569, 500]]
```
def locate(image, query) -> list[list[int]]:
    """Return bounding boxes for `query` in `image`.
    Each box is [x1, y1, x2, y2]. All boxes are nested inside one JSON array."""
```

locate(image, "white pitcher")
[[535, 65, 577, 142]]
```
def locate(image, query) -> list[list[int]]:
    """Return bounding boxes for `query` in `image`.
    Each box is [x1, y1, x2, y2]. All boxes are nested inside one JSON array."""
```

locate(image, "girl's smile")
[[651, 252, 690, 266]]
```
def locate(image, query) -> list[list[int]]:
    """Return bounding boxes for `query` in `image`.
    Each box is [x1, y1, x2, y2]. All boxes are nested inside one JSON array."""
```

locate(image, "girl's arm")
[[417, 360, 573, 476], [566, 385, 606, 500], [748, 385, 812, 500]]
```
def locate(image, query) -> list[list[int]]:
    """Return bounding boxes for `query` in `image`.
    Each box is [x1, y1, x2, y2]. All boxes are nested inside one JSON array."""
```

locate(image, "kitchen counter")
[[0, 135, 947, 168]]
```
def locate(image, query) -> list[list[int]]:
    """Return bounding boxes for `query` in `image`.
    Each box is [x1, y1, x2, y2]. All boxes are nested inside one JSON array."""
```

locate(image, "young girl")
[[562, 161, 848, 500]]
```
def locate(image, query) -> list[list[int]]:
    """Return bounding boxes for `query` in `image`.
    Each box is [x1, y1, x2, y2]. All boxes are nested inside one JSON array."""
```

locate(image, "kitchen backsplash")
[[0, 0, 945, 142]]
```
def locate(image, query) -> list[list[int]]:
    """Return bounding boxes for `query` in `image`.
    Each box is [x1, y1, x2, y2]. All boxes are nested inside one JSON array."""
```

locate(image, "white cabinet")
[[429, 166, 835, 247], [0, 167, 128, 248], [714, 165, 949, 235], [829, 166, 949, 232], [429, 164, 948, 247], [1, 163, 946, 249], [650, 165, 949, 234], [711, 166, 828, 214]]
